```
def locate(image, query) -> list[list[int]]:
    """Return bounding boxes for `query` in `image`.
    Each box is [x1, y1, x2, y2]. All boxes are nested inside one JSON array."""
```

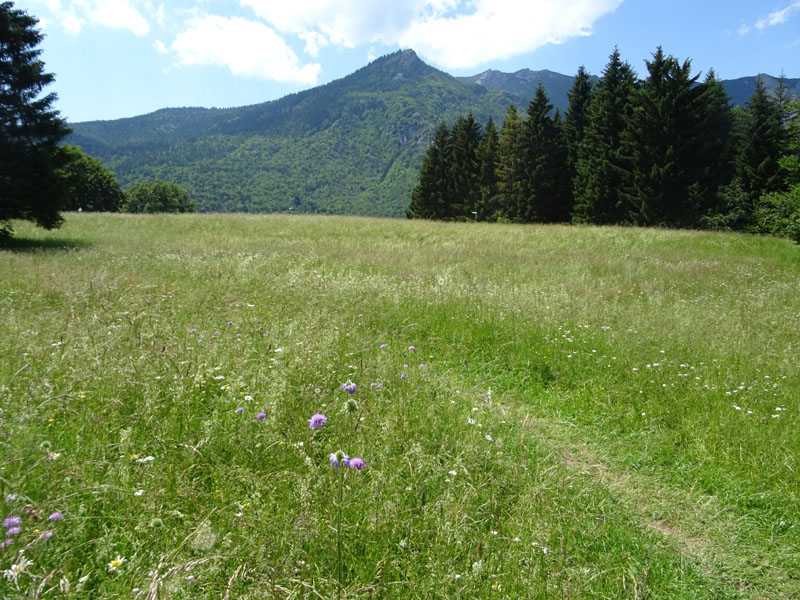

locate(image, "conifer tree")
[[407, 122, 453, 219], [622, 47, 705, 226], [518, 85, 570, 222], [734, 77, 786, 205], [573, 48, 637, 224], [449, 113, 482, 219], [476, 117, 499, 220], [693, 70, 735, 218], [494, 105, 523, 220], [1, 2, 72, 240], [564, 66, 593, 191]]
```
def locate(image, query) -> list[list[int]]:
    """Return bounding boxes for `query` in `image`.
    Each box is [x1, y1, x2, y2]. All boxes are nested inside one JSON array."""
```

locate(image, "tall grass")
[[1, 213, 798, 598]]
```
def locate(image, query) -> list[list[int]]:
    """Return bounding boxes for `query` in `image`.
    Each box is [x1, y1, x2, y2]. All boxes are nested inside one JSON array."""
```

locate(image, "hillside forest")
[[407, 48, 800, 241]]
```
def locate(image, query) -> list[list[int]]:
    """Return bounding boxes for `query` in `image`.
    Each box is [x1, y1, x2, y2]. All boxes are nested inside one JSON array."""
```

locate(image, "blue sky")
[[13, 0, 800, 123]]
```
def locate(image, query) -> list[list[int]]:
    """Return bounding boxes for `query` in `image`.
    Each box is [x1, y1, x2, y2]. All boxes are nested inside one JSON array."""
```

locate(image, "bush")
[[123, 180, 196, 213], [753, 186, 800, 244]]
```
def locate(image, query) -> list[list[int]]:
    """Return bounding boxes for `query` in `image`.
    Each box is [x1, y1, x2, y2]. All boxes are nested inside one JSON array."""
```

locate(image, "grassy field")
[[1, 213, 798, 599]]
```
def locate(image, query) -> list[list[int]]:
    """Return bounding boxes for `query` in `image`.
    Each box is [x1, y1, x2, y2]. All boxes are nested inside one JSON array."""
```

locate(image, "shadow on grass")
[[1, 236, 91, 252]]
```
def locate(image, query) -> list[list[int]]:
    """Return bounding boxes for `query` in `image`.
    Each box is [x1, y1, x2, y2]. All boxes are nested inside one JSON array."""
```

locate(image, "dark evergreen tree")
[[622, 47, 706, 227], [476, 117, 499, 220], [518, 85, 570, 222], [449, 112, 482, 219], [60, 144, 125, 212], [573, 48, 637, 224], [0, 2, 72, 240], [407, 122, 453, 219], [734, 76, 786, 210], [494, 105, 523, 220], [694, 70, 735, 219], [564, 66, 593, 193]]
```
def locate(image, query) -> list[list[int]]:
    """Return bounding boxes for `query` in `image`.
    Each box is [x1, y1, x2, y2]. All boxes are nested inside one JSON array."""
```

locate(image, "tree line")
[[407, 48, 800, 242]]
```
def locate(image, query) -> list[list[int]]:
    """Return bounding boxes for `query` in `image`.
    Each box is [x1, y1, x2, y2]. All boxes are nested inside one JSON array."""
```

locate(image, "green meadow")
[[1, 213, 799, 599]]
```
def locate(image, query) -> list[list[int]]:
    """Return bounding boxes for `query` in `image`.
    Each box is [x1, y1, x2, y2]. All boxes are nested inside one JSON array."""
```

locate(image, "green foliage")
[[573, 48, 638, 224], [493, 105, 523, 219], [59, 144, 124, 212], [448, 113, 482, 219], [563, 65, 593, 184], [0, 2, 71, 237], [753, 188, 800, 242], [123, 179, 196, 214], [734, 77, 786, 202], [475, 117, 499, 220], [70, 51, 518, 218], [407, 122, 453, 219], [517, 84, 570, 222]]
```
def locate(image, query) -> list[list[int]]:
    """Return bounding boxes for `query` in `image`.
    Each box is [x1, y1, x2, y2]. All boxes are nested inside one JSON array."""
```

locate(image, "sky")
[[11, 0, 800, 123]]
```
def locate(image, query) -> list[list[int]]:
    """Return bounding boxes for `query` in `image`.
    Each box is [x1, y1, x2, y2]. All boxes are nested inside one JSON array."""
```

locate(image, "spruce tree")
[[476, 117, 499, 220], [0, 2, 72, 240], [518, 85, 570, 222], [573, 48, 637, 224], [407, 122, 453, 219], [734, 77, 786, 206], [564, 66, 593, 194], [622, 47, 705, 227], [449, 113, 482, 219], [694, 70, 735, 219], [494, 105, 523, 220]]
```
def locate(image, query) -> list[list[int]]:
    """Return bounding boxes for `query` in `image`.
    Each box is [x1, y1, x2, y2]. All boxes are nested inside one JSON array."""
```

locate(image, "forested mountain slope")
[[70, 50, 519, 216], [69, 49, 798, 216]]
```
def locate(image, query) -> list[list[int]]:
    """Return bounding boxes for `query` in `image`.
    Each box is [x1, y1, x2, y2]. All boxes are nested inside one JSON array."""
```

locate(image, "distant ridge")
[[68, 50, 798, 218]]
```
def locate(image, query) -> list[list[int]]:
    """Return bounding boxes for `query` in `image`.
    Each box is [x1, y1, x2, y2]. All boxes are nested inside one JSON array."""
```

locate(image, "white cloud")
[[756, 1, 800, 30], [27, 0, 151, 36], [89, 0, 150, 35], [240, 0, 623, 70], [299, 30, 329, 57], [400, 0, 624, 69], [170, 15, 321, 84], [153, 39, 167, 54]]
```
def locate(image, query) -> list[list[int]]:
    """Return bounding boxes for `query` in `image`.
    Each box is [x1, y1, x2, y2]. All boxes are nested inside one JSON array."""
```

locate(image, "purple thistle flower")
[[409, 345, 416, 351], [236, 333, 241, 338], [400, 373, 406, 380], [263, 333, 268, 337], [39, 530, 54, 540], [403, 364, 408, 369], [1, 538, 11, 547], [227, 321, 233, 326], [236, 407, 245, 414], [48, 512, 63, 521], [340, 380, 357, 394], [3, 516, 21, 528], [256, 412, 267, 421], [6, 527, 20, 535], [349, 457, 366, 470], [309, 413, 327, 429], [190, 329, 196, 333], [379, 344, 387, 349]]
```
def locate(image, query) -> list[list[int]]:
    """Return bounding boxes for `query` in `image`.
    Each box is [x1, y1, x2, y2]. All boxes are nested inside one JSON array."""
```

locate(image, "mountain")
[[460, 67, 799, 110], [720, 73, 800, 106], [70, 50, 519, 217], [69, 50, 798, 217], [456, 69, 598, 111]]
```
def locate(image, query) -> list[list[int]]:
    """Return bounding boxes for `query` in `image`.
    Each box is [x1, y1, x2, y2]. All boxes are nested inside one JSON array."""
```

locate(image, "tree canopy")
[[60, 144, 125, 212], [0, 1, 71, 239], [123, 179, 196, 214]]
